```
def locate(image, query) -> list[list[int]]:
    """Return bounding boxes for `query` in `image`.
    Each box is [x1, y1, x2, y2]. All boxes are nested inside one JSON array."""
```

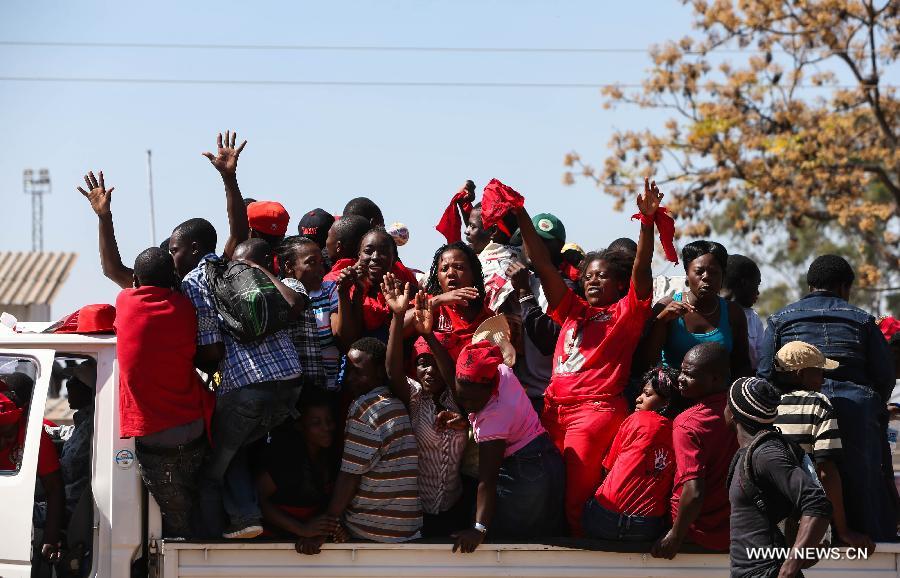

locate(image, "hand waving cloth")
[[436, 190, 474, 244], [631, 207, 678, 264], [481, 179, 524, 236]]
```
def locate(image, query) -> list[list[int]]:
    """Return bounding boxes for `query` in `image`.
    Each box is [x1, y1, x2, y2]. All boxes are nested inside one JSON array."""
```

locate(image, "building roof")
[[0, 252, 77, 306]]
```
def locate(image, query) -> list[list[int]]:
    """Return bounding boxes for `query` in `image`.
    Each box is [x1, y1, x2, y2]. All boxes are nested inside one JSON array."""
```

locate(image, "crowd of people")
[[4, 129, 899, 577]]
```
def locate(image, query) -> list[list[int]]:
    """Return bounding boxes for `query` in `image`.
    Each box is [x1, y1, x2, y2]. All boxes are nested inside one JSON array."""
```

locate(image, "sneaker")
[[223, 522, 263, 539]]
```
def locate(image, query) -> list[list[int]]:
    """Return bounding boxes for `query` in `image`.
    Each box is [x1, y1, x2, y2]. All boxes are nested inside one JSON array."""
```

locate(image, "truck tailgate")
[[158, 541, 900, 577]]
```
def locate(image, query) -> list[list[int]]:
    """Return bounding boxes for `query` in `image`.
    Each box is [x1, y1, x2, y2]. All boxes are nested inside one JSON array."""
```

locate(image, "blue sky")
[[2, 1, 704, 318]]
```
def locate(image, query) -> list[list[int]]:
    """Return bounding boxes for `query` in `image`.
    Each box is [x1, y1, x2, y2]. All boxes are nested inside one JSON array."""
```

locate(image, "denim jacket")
[[757, 291, 894, 400]]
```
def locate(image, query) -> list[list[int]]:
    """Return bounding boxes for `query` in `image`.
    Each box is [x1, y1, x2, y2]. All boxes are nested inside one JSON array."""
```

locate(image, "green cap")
[[532, 213, 566, 243]]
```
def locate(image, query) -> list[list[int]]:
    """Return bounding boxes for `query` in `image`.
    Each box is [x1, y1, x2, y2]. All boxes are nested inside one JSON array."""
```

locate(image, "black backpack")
[[205, 259, 292, 343], [727, 429, 809, 543]]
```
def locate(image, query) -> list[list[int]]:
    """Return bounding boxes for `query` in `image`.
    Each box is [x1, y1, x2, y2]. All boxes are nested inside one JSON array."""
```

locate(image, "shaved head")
[[684, 342, 730, 378]]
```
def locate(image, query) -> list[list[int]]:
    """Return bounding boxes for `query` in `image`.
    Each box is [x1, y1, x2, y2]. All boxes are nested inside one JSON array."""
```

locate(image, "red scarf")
[[481, 179, 524, 236], [436, 190, 474, 244], [433, 297, 494, 345], [631, 207, 678, 264]]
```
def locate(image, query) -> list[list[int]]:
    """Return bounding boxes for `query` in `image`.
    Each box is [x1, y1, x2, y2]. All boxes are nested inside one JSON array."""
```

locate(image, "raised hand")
[[434, 287, 480, 308], [637, 177, 663, 217], [413, 290, 435, 335], [336, 266, 358, 295], [505, 261, 531, 295], [457, 180, 476, 204], [77, 171, 115, 217], [202, 130, 247, 177], [380, 272, 411, 316]]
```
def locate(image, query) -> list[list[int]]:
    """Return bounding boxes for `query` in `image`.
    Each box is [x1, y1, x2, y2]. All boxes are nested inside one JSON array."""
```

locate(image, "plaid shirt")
[[282, 277, 327, 389], [181, 253, 301, 395]]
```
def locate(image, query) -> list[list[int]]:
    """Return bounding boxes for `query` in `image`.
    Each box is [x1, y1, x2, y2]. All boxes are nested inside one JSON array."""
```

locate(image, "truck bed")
[[157, 540, 900, 577]]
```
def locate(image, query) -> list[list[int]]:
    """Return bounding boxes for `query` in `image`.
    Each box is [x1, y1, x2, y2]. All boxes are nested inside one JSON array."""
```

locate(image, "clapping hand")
[[413, 291, 435, 335], [381, 272, 411, 316], [202, 130, 247, 177], [636, 177, 663, 217], [77, 171, 114, 217]]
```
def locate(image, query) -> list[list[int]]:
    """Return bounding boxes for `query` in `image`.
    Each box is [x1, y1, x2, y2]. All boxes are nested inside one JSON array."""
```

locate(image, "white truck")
[[1, 330, 898, 578]]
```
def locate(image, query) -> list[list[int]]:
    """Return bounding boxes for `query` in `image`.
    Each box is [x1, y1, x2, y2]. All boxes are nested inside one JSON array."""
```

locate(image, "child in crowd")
[[321, 337, 422, 547], [513, 178, 662, 535], [652, 343, 738, 558], [383, 275, 469, 537], [277, 235, 341, 390], [451, 341, 564, 553], [640, 241, 752, 378], [773, 341, 874, 550], [256, 388, 341, 542], [584, 366, 682, 542], [722, 254, 765, 371], [114, 247, 213, 538]]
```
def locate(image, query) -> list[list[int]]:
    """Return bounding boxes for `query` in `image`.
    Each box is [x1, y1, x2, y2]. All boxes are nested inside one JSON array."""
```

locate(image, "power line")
[[0, 76, 892, 89], [0, 40, 823, 55]]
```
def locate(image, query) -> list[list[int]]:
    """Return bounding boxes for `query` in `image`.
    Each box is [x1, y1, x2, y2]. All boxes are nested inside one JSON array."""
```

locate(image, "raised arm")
[[78, 171, 133, 289], [414, 291, 456, 388], [633, 178, 663, 301], [382, 273, 413, 406], [202, 130, 249, 260], [512, 206, 569, 310]]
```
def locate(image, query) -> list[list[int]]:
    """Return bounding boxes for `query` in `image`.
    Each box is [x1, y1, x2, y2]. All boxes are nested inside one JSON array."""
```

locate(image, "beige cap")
[[472, 314, 516, 367], [775, 341, 839, 372]]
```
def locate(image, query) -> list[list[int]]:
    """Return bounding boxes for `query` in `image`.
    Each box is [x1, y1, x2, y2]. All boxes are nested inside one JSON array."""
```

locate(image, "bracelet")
[[518, 294, 536, 304], [473, 522, 488, 534]]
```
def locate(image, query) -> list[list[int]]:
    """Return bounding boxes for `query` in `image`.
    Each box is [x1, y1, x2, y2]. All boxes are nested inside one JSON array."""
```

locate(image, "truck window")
[[0, 356, 40, 475]]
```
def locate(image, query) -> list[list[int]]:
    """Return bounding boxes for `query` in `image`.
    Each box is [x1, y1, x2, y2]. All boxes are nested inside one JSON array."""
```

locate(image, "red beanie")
[[456, 341, 503, 385], [247, 201, 290, 237]]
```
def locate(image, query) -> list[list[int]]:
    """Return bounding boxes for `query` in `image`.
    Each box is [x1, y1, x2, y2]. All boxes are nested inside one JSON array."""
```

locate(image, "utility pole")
[[147, 150, 156, 246], [23, 168, 51, 252]]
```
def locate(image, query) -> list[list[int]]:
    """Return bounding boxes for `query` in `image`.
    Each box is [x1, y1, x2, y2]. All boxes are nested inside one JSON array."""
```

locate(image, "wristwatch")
[[473, 522, 488, 534]]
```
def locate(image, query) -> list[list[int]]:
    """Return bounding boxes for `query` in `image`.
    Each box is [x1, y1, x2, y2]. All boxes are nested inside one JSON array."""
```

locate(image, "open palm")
[[202, 130, 247, 176], [637, 177, 663, 216]]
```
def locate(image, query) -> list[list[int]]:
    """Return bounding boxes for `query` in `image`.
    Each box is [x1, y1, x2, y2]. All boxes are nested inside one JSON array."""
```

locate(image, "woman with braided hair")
[[583, 366, 683, 542], [408, 241, 493, 347]]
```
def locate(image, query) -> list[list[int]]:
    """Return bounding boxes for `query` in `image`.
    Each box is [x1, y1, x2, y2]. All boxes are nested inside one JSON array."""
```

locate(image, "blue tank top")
[[662, 292, 733, 369]]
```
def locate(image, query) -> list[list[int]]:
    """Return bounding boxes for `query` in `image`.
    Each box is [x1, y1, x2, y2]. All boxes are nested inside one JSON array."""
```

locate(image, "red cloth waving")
[[631, 207, 678, 265], [481, 179, 524, 236], [436, 190, 474, 244]]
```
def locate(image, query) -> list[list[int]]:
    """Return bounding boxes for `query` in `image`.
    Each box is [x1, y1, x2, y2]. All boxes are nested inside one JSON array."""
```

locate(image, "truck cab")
[[2, 330, 898, 578]]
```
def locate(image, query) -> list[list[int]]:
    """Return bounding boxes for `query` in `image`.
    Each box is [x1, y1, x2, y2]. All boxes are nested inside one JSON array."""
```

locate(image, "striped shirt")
[[407, 378, 467, 515], [776, 390, 843, 462], [309, 281, 341, 390], [341, 386, 422, 542]]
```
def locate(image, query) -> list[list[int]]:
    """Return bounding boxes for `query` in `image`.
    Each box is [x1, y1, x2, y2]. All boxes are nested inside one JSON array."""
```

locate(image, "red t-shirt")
[[0, 419, 60, 478], [670, 391, 738, 551], [115, 287, 214, 438], [546, 282, 652, 402], [594, 410, 674, 517]]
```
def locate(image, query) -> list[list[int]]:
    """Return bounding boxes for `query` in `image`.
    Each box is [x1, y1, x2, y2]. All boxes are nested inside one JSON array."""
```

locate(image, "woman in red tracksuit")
[[512, 178, 662, 535]]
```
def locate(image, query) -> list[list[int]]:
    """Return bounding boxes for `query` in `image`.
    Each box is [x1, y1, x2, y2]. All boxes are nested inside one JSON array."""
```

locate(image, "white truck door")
[[0, 349, 55, 578]]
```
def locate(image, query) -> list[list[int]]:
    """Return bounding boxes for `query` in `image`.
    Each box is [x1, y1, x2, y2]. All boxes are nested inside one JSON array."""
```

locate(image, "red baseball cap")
[[247, 201, 290, 237], [45, 304, 116, 334]]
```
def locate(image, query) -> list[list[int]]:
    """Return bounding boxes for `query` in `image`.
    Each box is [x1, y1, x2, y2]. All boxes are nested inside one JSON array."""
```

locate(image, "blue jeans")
[[200, 378, 301, 535], [492, 433, 565, 539], [821, 379, 897, 541], [582, 498, 665, 542]]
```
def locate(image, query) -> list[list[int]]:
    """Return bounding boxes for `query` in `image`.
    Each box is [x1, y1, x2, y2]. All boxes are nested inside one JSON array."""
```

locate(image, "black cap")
[[298, 208, 335, 248]]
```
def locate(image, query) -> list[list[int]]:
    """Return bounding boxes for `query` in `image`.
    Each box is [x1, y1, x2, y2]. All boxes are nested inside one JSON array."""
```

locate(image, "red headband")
[[456, 341, 503, 385]]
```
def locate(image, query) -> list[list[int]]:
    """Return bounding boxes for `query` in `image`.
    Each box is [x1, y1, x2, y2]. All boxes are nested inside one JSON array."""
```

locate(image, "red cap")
[[46, 304, 116, 334], [0, 393, 23, 426], [455, 341, 503, 385], [247, 201, 290, 237]]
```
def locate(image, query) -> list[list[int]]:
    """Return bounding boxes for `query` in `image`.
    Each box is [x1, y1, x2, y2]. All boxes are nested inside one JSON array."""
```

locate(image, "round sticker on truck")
[[114, 449, 135, 469]]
